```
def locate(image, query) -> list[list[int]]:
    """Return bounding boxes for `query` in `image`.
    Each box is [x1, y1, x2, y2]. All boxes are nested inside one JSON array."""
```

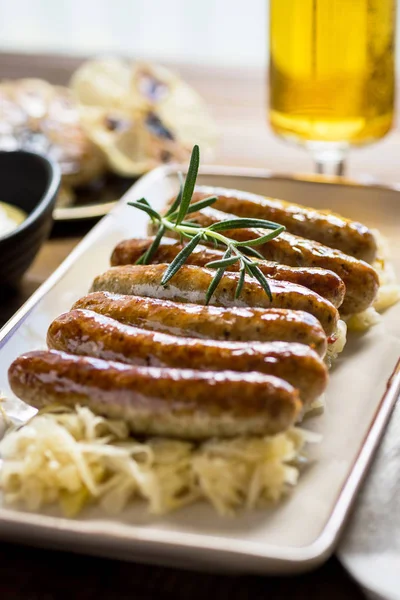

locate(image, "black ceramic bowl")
[[0, 151, 60, 285]]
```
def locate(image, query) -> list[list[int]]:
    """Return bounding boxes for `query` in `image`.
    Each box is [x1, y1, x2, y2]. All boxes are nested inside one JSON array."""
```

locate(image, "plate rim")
[[1, 163, 400, 571], [53, 162, 400, 222]]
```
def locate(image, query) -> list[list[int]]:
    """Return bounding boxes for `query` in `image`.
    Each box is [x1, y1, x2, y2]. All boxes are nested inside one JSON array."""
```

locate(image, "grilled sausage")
[[73, 292, 328, 356], [175, 207, 379, 314], [111, 237, 346, 308], [189, 188, 378, 263], [48, 310, 328, 404], [9, 350, 301, 439], [90, 264, 339, 336]]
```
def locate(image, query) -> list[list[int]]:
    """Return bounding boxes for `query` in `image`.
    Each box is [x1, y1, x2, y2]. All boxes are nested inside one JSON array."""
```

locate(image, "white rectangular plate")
[[0, 166, 399, 575]]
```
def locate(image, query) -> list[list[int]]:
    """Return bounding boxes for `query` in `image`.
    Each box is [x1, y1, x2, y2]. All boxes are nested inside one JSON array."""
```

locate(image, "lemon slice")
[[71, 58, 218, 176], [133, 62, 218, 158], [78, 105, 189, 176], [70, 58, 132, 108]]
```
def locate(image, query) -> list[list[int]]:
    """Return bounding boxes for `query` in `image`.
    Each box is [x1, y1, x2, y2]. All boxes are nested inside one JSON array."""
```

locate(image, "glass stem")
[[307, 142, 348, 177]]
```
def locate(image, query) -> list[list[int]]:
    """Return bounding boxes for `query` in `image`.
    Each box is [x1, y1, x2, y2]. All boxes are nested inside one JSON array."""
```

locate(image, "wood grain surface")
[[0, 51, 390, 598]]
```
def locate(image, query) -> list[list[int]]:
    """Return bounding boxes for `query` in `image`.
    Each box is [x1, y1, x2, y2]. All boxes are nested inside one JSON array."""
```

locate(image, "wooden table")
[[2, 51, 395, 598]]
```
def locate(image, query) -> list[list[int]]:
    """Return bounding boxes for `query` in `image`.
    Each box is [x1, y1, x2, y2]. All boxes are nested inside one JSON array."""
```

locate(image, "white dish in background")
[[0, 166, 399, 574]]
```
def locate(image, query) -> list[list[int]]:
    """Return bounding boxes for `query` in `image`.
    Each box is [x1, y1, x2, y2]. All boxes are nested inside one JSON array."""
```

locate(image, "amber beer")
[[269, 0, 396, 145]]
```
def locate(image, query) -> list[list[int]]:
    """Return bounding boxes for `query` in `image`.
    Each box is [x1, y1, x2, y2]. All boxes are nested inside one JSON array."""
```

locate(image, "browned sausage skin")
[[191, 188, 378, 263], [73, 292, 328, 356], [170, 206, 379, 315], [90, 263, 339, 336], [48, 310, 328, 404], [111, 237, 346, 309], [8, 351, 301, 439]]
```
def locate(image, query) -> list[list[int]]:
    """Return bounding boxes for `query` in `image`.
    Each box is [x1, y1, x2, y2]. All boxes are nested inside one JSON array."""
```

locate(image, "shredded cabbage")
[[344, 307, 382, 333], [303, 393, 325, 419], [0, 406, 312, 517], [344, 230, 400, 333], [325, 319, 347, 367]]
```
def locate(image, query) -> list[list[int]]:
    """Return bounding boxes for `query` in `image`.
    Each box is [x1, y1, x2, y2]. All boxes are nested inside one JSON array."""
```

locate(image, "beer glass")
[[269, 0, 396, 175]]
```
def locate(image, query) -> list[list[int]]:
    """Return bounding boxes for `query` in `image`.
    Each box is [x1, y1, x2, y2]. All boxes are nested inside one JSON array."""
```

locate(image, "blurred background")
[[0, 0, 268, 69], [0, 0, 399, 182], [0, 0, 399, 70]]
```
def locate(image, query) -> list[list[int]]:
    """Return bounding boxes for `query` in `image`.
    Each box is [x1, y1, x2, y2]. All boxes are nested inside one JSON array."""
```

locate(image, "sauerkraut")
[[326, 319, 347, 366], [345, 230, 400, 333], [0, 406, 315, 517]]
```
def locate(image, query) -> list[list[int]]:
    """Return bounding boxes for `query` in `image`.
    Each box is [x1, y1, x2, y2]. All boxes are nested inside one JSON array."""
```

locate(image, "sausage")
[[190, 188, 378, 263], [111, 237, 346, 309], [175, 207, 379, 315], [8, 350, 301, 439], [48, 310, 328, 404], [73, 292, 328, 356], [90, 264, 339, 336]]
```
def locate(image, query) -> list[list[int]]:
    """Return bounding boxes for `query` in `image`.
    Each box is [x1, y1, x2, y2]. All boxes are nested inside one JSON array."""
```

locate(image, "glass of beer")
[[269, 0, 396, 175]]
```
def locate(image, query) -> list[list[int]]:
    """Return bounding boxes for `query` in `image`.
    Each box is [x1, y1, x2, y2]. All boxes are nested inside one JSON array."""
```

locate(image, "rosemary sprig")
[[128, 145, 285, 304]]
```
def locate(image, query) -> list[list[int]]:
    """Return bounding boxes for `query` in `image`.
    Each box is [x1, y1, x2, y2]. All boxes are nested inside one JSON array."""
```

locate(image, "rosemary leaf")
[[136, 225, 166, 265], [204, 248, 231, 304], [136, 198, 152, 207], [185, 196, 217, 214], [205, 255, 240, 269], [127, 200, 161, 222], [168, 196, 217, 220], [209, 218, 284, 232], [246, 263, 272, 301], [205, 266, 226, 305], [235, 266, 246, 299], [240, 246, 265, 259], [177, 229, 201, 239], [176, 144, 200, 225], [234, 225, 286, 247], [165, 172, 184, 217], [160, 232, 203, 285]]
